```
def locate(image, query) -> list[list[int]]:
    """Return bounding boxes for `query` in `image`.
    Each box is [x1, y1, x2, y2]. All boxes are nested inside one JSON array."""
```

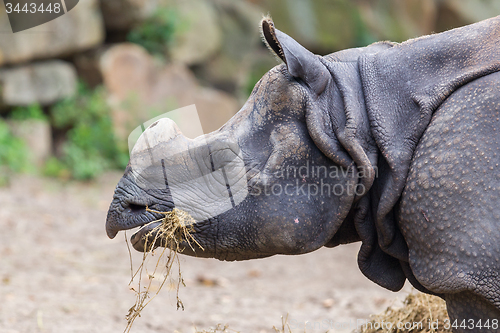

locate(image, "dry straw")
[[124, 207, 203, 333], [359, 292, 451, 333], [195, 293, 450, 333]]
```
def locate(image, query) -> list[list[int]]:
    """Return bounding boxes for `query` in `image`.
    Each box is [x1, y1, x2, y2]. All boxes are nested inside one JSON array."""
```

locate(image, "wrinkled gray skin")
[[107, 17, 500, 330]]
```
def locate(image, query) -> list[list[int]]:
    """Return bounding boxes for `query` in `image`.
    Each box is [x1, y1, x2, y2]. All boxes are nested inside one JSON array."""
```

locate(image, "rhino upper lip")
[[117, 202, 163, 245], [125, 202, 150, 235], [123, 200, 161, 223], [106, 199, 164, 238]]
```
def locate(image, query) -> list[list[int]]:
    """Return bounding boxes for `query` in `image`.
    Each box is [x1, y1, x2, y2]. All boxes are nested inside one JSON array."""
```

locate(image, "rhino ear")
[[261, 18, 329, 95]]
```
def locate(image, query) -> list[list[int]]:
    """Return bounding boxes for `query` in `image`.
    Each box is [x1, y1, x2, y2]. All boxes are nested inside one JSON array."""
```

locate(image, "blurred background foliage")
[[127, 7, 182, 57], [1, 0, 500, 184], [47, 83, 129, 180]]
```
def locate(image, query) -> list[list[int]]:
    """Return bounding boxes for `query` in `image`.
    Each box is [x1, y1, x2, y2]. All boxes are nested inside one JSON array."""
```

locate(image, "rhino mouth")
[[106, 196, 166, 238], [106, 199, 168, 251], [130, 220, 163, 252], [106, 197, 209, 253]]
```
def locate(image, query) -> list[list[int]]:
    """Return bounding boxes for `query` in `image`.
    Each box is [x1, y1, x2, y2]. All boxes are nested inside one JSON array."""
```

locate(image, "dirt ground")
[[0, 172, 413, 333]]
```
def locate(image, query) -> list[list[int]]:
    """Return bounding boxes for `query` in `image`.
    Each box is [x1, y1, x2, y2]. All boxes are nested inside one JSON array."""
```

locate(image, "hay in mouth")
[[124, 207, 203, 333]]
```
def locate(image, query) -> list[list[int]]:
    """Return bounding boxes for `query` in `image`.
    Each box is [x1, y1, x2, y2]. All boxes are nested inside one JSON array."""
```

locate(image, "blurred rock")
[[253, 0, 362, 52], [103, 0, 266, 97], [72, 48, 108, 88], [9, 119, 52, 167], [100, 0, 157, 30], [100, 43, 197, 102], [247, 269, 262, 278], [100, 43, 239, 142], [0, 0, 104, 66], [191, 0, 264, 96], [436, 0, 500, 32], [254, 0, 439, 50], [162, 0, 222, 66], [0, 60, 77, 106], [322, 298, 335, 308], [194, 87, 240, 132], [357, 0, 437, 42]]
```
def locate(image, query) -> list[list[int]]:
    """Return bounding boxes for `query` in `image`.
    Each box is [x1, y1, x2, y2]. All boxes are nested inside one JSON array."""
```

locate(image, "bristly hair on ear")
[[260, 15, 285, 64]]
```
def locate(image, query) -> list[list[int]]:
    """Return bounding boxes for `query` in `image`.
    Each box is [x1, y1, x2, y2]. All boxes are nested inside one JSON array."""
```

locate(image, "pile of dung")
[[359, 292, 451, 333], [124, 207, 203, 333]]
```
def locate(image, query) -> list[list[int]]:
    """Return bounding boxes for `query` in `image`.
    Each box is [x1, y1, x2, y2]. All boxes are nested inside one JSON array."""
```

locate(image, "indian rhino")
[[106, 16, 500, 331]]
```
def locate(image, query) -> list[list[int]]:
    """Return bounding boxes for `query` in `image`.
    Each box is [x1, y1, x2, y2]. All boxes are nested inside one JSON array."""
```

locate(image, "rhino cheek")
[[209, 175, 356, 259]]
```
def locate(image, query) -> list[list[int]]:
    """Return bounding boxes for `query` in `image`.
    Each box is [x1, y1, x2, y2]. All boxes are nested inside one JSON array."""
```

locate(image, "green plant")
[[350, 7, 377, 47], [42, 156, 69, 179], [48, 83, 128, 180], [0, 119, 29, 185], [245, 62, 272, 98], [127, 7, 181, 56], [10, 104, 47, 121]]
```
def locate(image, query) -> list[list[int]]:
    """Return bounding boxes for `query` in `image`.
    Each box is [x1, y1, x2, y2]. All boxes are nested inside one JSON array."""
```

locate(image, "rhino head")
[[106, 17, 500, 293], [106, 18, 369, 259]]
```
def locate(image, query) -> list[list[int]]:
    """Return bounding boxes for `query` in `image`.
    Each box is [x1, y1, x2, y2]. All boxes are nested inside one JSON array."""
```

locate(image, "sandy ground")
[[0, 173, 413, 333]]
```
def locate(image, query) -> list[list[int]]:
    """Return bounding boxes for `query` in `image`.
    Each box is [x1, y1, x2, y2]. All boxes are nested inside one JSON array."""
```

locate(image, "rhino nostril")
[[128, 203, 146, 213]]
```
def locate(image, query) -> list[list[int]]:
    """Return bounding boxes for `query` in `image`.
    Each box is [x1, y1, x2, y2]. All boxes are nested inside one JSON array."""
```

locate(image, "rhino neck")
[[318, 58, 379, 201], [317, 54, 411, 291], [306, 58, 381, 250]]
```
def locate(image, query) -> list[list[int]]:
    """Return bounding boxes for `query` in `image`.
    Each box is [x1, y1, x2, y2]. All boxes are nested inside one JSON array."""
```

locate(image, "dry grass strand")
[[359, 292, 451, 333], [124, 207, 203, 333]]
